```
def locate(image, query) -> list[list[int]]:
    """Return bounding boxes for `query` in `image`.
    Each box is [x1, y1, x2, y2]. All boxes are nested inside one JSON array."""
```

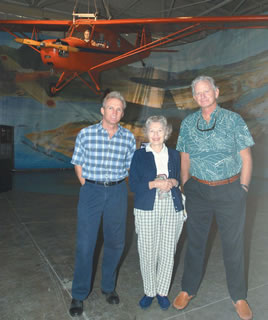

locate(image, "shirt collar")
[[198, 104, 220, 113], [97, 121, 123, 135], [212, 105, 221, 118], [146, 143, 167, 154], [197, 105, 221, 121]]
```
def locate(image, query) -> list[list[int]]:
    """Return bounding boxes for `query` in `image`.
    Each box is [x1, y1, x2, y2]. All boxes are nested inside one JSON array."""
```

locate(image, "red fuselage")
[[40, 36, 150, 73]]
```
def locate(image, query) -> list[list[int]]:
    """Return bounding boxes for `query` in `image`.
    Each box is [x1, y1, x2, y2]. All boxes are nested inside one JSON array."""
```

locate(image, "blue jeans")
[[71, 180, 128, 300], [182, 178, 247, 302]]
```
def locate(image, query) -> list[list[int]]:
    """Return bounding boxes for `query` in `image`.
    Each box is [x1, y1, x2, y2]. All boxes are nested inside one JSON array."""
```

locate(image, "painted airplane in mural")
[[0, 12, 268, 96], [0, 54, 56, 107]]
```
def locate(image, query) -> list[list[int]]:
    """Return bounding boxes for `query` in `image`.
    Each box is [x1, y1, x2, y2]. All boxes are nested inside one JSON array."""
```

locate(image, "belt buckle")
[[104, 181, 109, 187]]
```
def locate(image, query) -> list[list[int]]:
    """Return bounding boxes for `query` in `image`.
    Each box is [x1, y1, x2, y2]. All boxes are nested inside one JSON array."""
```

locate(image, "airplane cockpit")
[[72, 30, 110, 49]]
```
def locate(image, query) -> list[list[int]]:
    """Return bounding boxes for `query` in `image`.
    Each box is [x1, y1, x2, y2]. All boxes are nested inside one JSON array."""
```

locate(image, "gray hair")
[[191, 75, 218, 96], [144, 115, 172, 141], [102, 91, 126, 110]]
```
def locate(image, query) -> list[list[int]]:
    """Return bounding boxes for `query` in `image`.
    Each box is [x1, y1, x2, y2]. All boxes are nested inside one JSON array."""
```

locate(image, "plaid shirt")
[[71, 122, 136, 181]]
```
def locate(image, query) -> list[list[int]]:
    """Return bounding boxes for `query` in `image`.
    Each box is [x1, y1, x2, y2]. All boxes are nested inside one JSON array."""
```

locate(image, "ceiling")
[[1, 0, 268, 21]]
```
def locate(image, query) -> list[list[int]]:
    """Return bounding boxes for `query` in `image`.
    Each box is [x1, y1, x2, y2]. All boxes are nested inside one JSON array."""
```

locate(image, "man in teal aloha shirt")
[[173, 75, 254, 320]]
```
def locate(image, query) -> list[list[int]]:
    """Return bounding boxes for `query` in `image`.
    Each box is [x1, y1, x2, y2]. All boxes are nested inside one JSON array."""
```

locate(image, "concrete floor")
[[1, 170, 268, 320]]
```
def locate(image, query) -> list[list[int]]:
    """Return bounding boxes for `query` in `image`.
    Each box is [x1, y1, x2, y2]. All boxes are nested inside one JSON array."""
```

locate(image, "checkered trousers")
[[134, 192, 185, 297]]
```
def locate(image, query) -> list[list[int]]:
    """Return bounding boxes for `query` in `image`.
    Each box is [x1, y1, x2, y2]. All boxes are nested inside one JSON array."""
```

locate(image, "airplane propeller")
[[14, 38, 79, 53]]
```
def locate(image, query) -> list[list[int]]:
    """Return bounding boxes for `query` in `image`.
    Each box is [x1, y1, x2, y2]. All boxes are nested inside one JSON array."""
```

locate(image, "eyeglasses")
[[196, 117, 216, 132]]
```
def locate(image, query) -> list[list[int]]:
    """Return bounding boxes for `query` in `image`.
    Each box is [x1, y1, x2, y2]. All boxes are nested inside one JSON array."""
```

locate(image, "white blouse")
[[146, 143, 169, 177]]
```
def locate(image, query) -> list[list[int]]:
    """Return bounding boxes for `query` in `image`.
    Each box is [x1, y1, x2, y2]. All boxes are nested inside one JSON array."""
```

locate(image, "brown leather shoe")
[[173, 291, 194, 310], [232, 300, 253, 320]]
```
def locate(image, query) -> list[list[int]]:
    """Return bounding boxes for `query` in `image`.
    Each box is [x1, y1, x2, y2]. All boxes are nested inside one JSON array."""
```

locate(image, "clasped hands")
[[154, 178, 178, 192]]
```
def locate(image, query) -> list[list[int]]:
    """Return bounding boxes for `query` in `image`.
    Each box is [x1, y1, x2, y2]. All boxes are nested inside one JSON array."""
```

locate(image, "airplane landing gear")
[[48, 83, 57, 97]]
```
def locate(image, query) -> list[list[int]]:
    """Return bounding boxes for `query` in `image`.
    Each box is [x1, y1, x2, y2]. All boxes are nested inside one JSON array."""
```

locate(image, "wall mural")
[[0, 28, 267, 177]]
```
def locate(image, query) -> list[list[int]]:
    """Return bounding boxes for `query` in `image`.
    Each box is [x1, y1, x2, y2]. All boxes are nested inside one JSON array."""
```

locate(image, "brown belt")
[[192, 174, 240, 186]]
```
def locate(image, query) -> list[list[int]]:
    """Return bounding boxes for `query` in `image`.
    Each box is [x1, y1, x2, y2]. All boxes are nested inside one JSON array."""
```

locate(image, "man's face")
[[84, 30, 90, 40], [101, 98, 124, 126], [193, 80, 219, 109]]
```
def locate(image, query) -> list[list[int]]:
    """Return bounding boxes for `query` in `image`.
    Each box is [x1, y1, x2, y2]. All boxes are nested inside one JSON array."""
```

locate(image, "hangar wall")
[[0, 27, 267, 178]]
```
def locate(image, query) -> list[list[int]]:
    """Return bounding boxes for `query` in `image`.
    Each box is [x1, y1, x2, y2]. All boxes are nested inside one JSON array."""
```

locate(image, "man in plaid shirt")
[[69, 91, 136, 317]]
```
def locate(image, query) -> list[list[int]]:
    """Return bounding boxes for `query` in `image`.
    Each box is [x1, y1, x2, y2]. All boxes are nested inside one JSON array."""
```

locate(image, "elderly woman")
[[129, 115, 186, 310]]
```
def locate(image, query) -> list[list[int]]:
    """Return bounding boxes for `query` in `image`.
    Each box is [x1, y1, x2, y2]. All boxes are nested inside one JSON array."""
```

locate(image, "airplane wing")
[[0, 20, 72, 33], [86, 15, 268, 74], [77, 15, 268, 33], [1, 15, 268, 49], [1, 15, 268, 34]]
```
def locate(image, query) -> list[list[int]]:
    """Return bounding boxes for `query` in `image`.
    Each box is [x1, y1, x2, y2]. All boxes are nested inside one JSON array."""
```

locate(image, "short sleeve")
[[176, 120, 188, 153], [234, 114, 255, 151], [71, 130, 85, 166], [125, 133, 136, 169]]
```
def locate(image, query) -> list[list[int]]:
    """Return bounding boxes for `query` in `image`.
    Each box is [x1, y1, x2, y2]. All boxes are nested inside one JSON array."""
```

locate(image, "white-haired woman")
[[129, 115, 186, 310]]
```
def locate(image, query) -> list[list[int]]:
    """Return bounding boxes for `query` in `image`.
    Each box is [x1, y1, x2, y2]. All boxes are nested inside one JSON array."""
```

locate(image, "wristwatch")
[[241, 184, 249, 192]]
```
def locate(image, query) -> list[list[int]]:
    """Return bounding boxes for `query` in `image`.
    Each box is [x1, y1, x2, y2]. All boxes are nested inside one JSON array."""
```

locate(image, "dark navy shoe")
[[139, 295, 154, 309], [69, 298, 83, 317], [101, 290, 120, 304], [156, 294, 170, 310]]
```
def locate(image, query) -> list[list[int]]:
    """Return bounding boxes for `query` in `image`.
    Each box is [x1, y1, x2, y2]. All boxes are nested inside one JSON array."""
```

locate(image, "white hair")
[[144, 115, 172, 141], [191, 75, 218, 96]]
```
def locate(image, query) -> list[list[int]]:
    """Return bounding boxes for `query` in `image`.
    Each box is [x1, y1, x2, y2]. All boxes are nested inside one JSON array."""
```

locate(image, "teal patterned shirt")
[[176, 105, 254, 181]]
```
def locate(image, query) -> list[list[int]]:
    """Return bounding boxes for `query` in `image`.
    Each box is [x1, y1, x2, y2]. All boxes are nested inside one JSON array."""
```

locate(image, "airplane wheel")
[[48, 83, 57, 97]]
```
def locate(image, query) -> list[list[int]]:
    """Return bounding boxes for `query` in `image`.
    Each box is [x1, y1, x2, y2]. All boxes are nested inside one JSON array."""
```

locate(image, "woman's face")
[[147, 121, 166, 148]]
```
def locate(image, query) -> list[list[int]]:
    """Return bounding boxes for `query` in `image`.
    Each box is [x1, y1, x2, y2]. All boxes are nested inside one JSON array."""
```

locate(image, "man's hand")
[[74, 165, 85, 186]]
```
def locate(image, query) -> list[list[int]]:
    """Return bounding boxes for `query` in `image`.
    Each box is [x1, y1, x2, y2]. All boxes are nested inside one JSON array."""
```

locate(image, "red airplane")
[[0, 12, 268, 96]]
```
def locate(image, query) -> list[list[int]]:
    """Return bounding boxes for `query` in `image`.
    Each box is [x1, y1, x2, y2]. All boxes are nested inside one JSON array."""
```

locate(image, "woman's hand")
[[155, 179, 173, 191], [169, 178, 179, 188], [149, 178, 178, 191]]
